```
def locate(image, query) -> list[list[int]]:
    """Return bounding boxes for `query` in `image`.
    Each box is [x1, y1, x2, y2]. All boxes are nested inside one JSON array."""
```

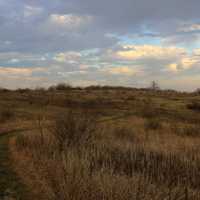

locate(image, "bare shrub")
[[144, 118, 162, 130], [187, 101, 200, 112], [171, 123, 200, 137], [141, 97, 157, 118], [195, 88, 200, 95], [0, 107, 14, 122], [182, 125, 200, 137], [113, 126, 136, 142], [15, 135, 29, 150], [50, 110, 96, 151]]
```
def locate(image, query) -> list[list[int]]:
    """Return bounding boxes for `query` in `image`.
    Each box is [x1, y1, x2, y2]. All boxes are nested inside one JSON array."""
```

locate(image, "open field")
[[1, 86, 200, 199]]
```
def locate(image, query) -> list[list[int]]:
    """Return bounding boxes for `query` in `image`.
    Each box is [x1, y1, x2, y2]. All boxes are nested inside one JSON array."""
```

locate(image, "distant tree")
[[54, 83, 72, 91], [195, 88, 200, 95], [150, 81, 160, 91]]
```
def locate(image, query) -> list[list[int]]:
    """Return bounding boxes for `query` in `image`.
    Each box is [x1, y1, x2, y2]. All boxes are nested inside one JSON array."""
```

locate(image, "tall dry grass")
[[10, 110, 200, 200]]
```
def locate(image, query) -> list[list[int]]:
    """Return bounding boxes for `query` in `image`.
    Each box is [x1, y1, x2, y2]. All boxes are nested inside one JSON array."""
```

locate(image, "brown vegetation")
[[11, 110, 200, 199], [0, 107, 14, 123], [187, 101, 200, 112], [0, 85, 200, 199]]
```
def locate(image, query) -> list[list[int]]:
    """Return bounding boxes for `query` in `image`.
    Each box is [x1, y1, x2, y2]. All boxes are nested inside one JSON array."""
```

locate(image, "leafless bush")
[[144, 118, 162, 130], [187, 101, 200, 112], [141, 97, 157, 118], [113, 126, 136, 142], [15, 134, 29, 150], [50, 110, 96, 151], [171, 123, 200, 137], [0, 107, 14, 122]]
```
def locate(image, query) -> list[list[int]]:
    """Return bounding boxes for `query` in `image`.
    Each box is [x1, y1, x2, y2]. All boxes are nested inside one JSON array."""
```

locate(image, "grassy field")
[[0, 128, 30, 200], [1, 86, 200, 199]]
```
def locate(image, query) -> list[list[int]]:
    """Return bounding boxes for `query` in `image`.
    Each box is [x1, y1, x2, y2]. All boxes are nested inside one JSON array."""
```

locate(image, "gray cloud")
[[0, 0, 200, 53], [0, 0, 200, 90]]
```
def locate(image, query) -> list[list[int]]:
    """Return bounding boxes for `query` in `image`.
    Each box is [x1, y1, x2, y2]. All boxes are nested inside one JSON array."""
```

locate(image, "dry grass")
[[1, 86, 199, 199], [10, 109, 200, 200], [0, 107, 14, 123]]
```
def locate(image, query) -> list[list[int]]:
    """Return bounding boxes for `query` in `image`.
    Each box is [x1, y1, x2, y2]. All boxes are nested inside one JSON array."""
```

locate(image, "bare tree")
[[195, 88, 200, 95], [150, 81, 160, 91]]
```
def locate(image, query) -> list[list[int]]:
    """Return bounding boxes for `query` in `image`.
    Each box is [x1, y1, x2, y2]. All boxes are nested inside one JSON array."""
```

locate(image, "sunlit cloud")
[[49, 14, 93, 30], [168, 63, 178, 72], [54, 52, 82, 63], [101, 66, 141, 76], [0, 67, 45, 76], [114, 45, 186, 60], [178, 23, 200, 33]]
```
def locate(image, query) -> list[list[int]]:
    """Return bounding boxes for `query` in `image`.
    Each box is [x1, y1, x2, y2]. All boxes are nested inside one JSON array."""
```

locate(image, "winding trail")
[[0, 129, 28, 200]]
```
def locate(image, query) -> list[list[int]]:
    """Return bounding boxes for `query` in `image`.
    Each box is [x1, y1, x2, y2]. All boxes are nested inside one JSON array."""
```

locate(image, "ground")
[[0, 129, 28, 200], [0, 87, 200, 199]]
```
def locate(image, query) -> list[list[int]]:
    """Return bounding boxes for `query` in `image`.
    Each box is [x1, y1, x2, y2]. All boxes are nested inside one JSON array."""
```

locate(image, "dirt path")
[[0, 130, 28, 200]]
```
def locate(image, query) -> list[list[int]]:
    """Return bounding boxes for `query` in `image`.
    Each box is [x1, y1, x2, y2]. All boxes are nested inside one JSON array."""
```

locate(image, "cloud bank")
[[0, 0, 200, 90]]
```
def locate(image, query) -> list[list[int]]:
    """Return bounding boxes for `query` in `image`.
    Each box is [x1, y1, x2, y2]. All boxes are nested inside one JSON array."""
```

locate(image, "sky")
[[0, 0, 200, 91]]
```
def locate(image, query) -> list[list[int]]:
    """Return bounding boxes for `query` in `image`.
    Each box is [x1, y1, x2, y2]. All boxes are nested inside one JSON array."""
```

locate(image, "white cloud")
[[49, 14, 93, 30], [101, 66, 141, 76], [168, 63, 178, 72], [0, 52, 48, 64], [178, 23, 200, 32], [167, 56, 199, 72], [54, 51, 82, 63], [180, 57, 198, 69], [24, 5, 43, 18], [0, 67, 44, 77], [101, 44, 200, 74], [113, 45, 186, 60], [9, 58, 20, 63], [193, 49, 200, 56]]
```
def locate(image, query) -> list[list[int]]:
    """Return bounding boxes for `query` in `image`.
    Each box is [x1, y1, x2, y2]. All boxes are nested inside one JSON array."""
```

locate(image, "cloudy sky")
[[0, 0, 200, 90]]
